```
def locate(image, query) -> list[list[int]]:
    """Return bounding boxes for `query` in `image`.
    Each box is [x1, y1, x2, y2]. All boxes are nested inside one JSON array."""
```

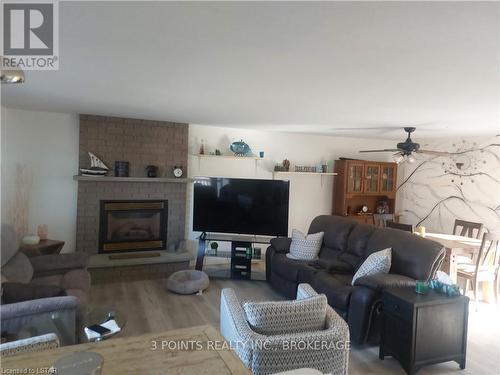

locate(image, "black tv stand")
[[195, 233, 272, 280]]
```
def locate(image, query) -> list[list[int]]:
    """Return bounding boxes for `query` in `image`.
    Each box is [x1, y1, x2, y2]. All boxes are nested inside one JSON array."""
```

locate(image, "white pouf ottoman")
[[167, 270, 210, 295]]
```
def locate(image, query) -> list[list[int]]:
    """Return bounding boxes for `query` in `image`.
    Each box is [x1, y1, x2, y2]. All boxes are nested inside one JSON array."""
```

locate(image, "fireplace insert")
[[99, 200, 168, 253]]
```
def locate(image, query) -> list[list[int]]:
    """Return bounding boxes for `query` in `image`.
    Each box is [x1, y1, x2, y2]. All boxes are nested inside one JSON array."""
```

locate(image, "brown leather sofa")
[[266, 215, 445, 345]]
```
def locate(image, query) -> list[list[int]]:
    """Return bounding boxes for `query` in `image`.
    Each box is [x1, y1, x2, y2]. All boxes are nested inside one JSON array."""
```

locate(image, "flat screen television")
[[193, 177, 289, 236]]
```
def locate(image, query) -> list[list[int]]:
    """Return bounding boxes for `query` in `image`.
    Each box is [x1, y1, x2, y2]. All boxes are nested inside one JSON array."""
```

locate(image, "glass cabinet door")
[[363, 164, 380, 193], [380, 165, 396, 193], [347, 163, 364, 193]]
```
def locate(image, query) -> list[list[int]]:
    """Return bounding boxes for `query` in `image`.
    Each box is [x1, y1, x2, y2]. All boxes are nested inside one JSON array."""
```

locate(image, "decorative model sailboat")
[[80, 152, 109, 176]]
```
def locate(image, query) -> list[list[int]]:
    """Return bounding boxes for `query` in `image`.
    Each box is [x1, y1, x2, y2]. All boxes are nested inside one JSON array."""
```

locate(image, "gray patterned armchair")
[[220, 283, 349, 375]]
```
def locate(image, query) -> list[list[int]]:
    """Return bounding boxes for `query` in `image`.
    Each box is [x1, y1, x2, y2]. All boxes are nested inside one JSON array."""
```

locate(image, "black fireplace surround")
[[99, 200, 168, 253]]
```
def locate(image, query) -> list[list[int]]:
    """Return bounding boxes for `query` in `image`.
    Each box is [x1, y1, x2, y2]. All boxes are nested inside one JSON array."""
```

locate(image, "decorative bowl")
[[230, 140, 251, 156]]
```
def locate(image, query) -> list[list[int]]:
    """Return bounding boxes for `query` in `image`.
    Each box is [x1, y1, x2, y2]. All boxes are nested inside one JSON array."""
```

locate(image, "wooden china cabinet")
[[333, 159, 398, 225]]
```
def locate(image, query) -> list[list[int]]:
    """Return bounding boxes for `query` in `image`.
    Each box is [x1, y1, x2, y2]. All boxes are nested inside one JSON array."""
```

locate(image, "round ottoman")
[[167, 270, 210, 295]]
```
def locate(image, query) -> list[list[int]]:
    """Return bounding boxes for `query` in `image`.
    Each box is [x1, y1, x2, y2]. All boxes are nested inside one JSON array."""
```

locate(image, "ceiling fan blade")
[[416, 149, 451, 156], [359, 149, 401, 153], [329, 127, 400, 131]]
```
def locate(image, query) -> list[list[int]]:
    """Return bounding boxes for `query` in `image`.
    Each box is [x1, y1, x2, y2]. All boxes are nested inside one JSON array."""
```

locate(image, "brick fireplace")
[[76, 115, 188, 255]]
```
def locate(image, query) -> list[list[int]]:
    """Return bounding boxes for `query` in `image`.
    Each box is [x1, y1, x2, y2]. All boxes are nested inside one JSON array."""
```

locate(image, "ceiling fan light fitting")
[[392, 153, 404, 164]]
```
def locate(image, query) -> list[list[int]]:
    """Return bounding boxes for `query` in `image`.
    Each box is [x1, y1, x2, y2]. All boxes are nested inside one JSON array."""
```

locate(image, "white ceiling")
[[2, 1, 499, 138]]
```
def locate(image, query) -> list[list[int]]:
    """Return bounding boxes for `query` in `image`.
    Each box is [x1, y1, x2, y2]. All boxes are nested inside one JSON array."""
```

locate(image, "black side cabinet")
[[380, 287, 469, 375]]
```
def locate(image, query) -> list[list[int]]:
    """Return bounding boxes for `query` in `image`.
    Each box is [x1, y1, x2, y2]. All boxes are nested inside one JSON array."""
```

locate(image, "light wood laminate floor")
[[90, 278, 500, 375]]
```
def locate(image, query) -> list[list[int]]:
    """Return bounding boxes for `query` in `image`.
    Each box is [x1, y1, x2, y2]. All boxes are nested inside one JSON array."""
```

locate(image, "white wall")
[[397, 135, 500, 233], [1, 107, 79, 253], [185, 124, 394, 254], [8, 107, 495, 258]]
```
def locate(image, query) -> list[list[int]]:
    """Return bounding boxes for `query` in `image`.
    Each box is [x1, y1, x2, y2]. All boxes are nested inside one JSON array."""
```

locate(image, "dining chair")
[[373, 214, 395, 228], [453, 219, 483, 239], [457, 232, 500, 310], [386, 221, 414, 233], [453, 220, 484, 265]]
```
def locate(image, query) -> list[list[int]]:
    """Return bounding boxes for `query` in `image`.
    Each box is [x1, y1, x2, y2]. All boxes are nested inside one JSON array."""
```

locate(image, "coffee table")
[[2, 325, 250, 374], [83, 306, 127, 342]]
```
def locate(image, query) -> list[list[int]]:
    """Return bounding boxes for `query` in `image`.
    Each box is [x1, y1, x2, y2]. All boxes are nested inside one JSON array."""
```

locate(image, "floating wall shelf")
[[73, 175, 189, 183], [273, 171, 338, 176], [191, 154, 264, 174], [272, 171, 337, 187], [191, 154, 263, 160]]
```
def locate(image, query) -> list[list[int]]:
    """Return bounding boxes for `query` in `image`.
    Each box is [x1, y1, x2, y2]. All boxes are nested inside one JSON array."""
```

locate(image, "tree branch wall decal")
[[397, 136, 500, 232]]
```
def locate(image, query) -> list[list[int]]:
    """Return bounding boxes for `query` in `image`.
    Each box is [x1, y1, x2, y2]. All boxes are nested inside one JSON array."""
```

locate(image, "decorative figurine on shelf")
[[199, 139, 205, 155], [376, 200, 390, 214], [215, 149, 222, 156], [230, 139, 251, 156], [80, 152, 109, 176], [283, 159, 290, 172], [173, 166, 183, 178]]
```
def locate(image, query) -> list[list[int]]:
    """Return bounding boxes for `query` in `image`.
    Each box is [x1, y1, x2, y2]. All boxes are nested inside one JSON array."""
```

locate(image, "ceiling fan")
[[359, 127, 449, 163]]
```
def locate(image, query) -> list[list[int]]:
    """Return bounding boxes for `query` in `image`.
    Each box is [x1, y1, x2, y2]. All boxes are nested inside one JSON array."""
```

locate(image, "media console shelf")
[[195, 232, 272, 280]]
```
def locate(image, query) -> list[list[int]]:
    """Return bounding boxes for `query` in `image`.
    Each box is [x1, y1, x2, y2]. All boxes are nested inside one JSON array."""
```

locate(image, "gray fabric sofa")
[[1, 225, 91, 345]]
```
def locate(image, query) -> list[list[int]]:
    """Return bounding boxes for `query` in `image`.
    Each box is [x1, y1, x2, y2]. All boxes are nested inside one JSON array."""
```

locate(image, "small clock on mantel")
[[173, 166, 183, 178]]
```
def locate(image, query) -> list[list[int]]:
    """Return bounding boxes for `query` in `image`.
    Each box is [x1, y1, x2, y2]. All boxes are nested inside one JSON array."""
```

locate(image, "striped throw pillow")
[[286, 229, 324, 261]]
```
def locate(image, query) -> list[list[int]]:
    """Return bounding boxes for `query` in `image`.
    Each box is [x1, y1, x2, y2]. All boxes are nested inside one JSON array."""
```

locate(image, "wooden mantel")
[[73, 175, 189, 183]]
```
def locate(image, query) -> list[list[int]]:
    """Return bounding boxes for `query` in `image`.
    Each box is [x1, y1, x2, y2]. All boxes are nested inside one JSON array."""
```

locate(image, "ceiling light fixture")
[[392, 152, 416, 164], [392, 153, 404, 164], [1, 68, 25, 84]]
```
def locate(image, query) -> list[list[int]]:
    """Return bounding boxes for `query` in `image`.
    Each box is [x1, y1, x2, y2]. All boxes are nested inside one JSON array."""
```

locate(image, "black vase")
[[114, 161, 129, 177]]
